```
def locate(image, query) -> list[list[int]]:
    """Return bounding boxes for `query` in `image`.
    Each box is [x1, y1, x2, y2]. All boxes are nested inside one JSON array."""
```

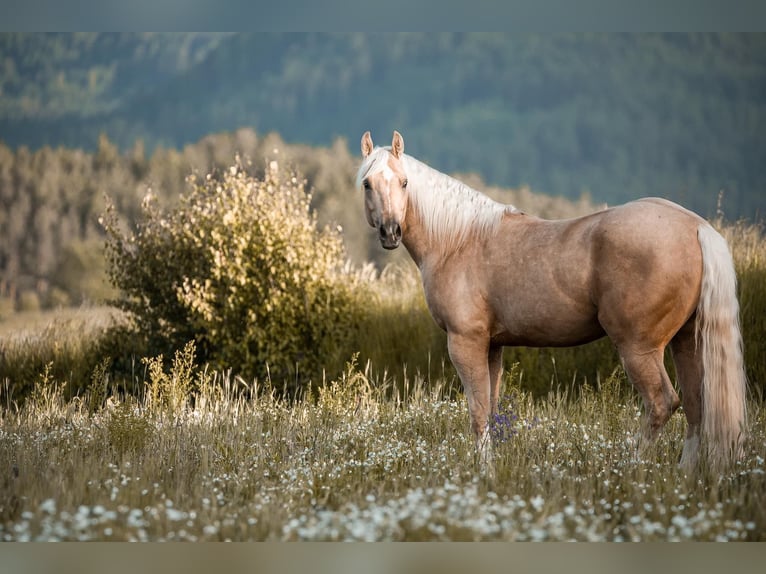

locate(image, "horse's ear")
[[391, 131, 404, 158], [361, 131, 374, 158]]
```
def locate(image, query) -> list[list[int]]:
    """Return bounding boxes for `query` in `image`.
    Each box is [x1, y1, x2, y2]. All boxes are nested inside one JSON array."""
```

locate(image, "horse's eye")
[[402, 179, 408, 189], [363, 179, 371, 190]]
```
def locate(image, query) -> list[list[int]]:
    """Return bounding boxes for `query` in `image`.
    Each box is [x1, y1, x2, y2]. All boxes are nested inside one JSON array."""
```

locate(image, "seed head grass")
[[1, 349, 764, 541]]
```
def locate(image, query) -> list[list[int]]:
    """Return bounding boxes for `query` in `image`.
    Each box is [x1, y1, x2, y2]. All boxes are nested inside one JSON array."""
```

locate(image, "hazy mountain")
[[1, 33, 764, 219]]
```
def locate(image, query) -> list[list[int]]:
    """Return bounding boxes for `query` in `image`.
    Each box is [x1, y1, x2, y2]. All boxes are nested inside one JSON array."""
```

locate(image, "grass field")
[[1, 346, 764, 541], [1, 214, 765, 541]]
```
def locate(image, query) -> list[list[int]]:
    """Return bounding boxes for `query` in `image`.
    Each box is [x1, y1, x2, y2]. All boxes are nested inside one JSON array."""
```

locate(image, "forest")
[[1, 33, 764, 218]]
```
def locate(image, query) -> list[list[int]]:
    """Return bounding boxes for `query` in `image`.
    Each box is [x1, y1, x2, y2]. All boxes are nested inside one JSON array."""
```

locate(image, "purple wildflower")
[[489, 393, 538, 443]]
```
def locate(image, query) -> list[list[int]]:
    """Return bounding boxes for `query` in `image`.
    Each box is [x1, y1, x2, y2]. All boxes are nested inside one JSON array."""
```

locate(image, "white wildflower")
[[39, 499, 56, 515]]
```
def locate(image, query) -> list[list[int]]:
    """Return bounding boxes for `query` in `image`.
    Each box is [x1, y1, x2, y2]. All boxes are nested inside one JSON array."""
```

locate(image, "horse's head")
[[359, 130, 408, 250]]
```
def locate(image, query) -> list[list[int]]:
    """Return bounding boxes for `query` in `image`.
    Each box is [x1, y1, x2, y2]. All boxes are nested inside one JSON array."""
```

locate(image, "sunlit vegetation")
[[1, 351, 764, 541]]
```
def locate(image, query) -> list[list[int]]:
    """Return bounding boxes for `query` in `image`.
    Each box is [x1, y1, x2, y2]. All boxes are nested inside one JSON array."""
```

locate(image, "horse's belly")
[[491, 312, 605, 348]]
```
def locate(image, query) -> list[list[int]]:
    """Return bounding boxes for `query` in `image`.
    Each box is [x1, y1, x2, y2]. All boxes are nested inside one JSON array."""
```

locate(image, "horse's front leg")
[[448, 332, 493, 472]]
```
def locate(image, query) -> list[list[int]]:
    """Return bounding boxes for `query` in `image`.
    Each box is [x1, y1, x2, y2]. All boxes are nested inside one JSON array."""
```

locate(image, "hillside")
[[1, 33, 765, 219]]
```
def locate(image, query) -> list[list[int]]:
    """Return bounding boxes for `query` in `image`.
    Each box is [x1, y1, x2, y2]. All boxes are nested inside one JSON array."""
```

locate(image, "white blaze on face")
[[381, 165, 395, 214]]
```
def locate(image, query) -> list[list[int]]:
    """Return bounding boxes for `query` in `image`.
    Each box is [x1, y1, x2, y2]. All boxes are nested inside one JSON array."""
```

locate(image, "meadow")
[[1, 163, 765, 541], [1, 312, 765, 544], [0, 343, 764, 542]]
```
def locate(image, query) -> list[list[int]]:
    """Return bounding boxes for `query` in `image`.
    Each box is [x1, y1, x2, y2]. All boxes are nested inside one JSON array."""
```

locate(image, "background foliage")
[[1, 33, 764, 220], [103, 160, 358, 384]]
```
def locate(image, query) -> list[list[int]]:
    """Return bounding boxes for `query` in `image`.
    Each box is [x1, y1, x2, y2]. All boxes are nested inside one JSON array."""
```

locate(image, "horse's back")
[[592, 198, 705, 273]]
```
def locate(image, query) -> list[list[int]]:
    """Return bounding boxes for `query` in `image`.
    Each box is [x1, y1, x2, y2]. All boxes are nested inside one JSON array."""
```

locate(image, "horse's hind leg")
[[620, 346, 681, 454], [670, 319, 703, 469]]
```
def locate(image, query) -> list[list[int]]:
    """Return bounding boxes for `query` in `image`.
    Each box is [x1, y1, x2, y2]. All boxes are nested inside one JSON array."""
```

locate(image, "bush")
[[102, 159, 358, 386]]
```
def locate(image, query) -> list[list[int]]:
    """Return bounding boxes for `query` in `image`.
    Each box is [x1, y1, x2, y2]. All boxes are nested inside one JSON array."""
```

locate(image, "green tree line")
[[1, 33, 764, 220], [0, 130, 355, 313]]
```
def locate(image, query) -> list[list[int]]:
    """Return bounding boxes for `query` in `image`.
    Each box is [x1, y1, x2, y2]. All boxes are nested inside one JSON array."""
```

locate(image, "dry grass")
[[0, 305, 120, 341], [0, 351, 764, 541], [0, 306, 132, 400]]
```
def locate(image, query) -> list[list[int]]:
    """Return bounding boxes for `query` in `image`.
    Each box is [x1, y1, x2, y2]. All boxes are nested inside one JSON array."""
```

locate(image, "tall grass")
[[0, 352, 763, 541], [717, 219, 766, 398], [352, 264, 449, 385], [0, 306, 141, 400]]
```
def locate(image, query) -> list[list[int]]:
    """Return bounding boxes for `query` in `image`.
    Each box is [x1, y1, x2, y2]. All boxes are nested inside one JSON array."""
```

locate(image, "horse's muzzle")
[[379, 222, 402, 250]]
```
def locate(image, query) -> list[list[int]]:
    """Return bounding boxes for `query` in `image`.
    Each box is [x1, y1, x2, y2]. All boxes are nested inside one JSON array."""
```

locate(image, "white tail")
[[696, 224, 747, 467]]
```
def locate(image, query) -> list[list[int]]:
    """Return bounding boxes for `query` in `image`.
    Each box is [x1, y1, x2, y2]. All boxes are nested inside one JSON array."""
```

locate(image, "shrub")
[[102, 159, 358, 386]]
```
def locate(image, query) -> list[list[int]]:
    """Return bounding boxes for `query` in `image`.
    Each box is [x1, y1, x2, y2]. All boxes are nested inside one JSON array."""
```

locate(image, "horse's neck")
[[401, 157, 446, 266], [401, 205, 432, 269], [402, 156, 506, 264]]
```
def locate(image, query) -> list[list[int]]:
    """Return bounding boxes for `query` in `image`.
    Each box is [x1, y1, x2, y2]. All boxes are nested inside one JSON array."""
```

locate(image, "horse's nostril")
[[379, 222, 402, 243]]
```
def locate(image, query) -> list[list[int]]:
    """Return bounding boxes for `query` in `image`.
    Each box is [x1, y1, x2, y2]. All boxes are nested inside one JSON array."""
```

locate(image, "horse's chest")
[[421, 265, 491, 333], [421, 281, 449, 330]]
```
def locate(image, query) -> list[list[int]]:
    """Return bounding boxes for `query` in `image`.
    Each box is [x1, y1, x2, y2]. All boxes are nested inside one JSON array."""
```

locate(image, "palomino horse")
[[357, 130, 747, 471]]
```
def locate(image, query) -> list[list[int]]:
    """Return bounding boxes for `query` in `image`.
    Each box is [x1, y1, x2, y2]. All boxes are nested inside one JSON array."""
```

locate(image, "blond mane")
[[356, 147, 515, 252]]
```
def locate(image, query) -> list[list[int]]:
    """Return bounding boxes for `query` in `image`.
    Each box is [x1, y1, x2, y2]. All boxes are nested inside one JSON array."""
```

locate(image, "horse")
[[356, 130, 747, 472]]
